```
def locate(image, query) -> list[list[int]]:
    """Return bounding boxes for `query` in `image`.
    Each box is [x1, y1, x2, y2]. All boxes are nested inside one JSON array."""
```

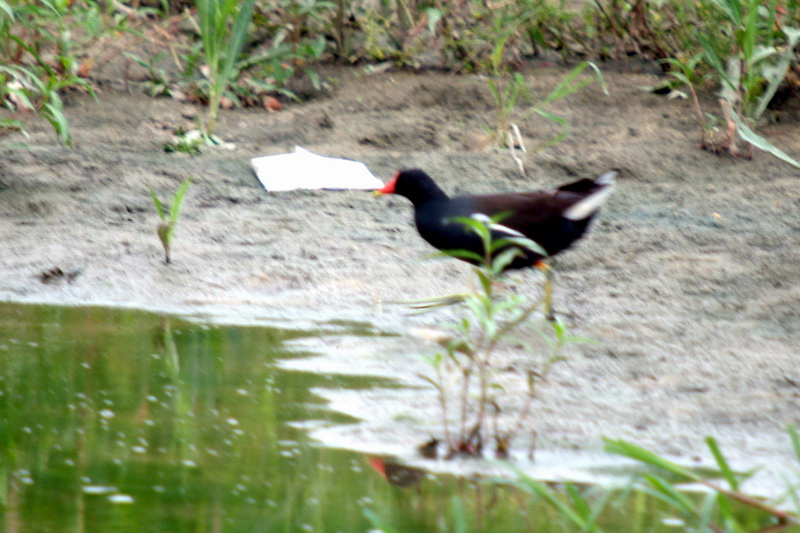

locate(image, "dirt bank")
[[1, 65, 799, 494]]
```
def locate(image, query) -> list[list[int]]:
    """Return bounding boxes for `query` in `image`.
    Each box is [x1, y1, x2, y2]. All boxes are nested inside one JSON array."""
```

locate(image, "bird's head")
[[373, 170, 448, 204]]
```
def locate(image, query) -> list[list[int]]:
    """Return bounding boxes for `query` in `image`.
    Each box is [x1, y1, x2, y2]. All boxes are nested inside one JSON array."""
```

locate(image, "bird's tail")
[[594, 170, 617, 186], [562, 170, 616, 221]]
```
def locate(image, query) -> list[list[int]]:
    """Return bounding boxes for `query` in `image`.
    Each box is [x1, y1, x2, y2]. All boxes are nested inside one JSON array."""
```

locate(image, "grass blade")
[[732, 113, 800, 169], [512, 473, 591, 530], [491, 247, 522, 276], [168, 178, 191, 223], [789, 424, 800, 463], [642, 474, 699, 518], [43, 92, 71, 147], [220, 0, 256, 85], [148, 185, 166, 220], [698, 33, 735, 90], [439, 249, 485, 264], [705, 436, 738, 491], [603, 438, 701, 482], [449, 494, 470, 533], [363, 508, 399, 533]]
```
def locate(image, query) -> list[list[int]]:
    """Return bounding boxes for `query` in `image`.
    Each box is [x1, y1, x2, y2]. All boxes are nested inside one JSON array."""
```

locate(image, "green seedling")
[[149, 178, 191, 264]]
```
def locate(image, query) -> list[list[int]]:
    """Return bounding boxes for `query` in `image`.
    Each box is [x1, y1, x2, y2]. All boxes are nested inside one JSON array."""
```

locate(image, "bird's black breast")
[[413, 196, 595, 269]]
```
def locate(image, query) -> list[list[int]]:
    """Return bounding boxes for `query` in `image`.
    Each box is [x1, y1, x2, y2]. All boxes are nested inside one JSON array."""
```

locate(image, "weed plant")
[[485, 58, 607, 152], [502, 427, 800, 533], [0, 0, 110, 145], [697, 0, 800, 164], [417, 216, 586, 459]]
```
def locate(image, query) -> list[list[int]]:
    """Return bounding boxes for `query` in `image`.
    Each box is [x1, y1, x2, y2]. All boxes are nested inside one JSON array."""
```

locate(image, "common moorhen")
[[375, 169, 616, 317]]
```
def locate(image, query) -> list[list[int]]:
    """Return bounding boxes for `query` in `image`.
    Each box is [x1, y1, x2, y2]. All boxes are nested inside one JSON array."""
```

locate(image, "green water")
[[0, 304, 793, 533]]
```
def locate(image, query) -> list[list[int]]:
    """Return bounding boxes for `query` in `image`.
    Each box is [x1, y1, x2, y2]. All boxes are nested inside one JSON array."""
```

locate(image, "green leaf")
[[439, 248, 485, 264], [542, 61, 589, 104], [732, 113, 800, 169], [505, 235, 548, 257], [0, 0, 15, 20], [715, 491, 739, 531], [491, 247, 522, 276], [148, 185, 167, 221], [220, 0, 256, 88], [698, 33, 735, 90], [565, 483, 592, 519], [168, 178, 191, 224], [603, 438, 702, 482], [789, 424, 800, 463], [642, 474, 699, 517], [751, 28, 800, 120], [43, 93, 71, 147], [363, 508, 399, 533], [475, 269, 492, 295], [712, 0, 743, 25], [705, 436, 739, 491], [451, 216, 490, 238], [0, 118, 25, 131], [507, 466, 591, 530], [742, 0, 758, 61]]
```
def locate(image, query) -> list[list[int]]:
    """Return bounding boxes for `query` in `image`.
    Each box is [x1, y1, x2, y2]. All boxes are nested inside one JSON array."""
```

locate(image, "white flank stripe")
[[470, 213, 525, 237]]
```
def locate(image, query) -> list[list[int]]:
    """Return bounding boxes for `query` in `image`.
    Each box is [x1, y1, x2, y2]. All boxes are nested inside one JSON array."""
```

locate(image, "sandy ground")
[[2, 64, 800, 495]]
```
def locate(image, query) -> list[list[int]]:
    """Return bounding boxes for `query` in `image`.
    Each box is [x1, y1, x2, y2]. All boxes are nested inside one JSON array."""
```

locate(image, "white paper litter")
[[251, 146, 384, 192]]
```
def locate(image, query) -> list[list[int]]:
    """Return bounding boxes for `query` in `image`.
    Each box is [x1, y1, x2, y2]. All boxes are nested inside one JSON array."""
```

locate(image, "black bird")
[[375, 169, 616, 317]]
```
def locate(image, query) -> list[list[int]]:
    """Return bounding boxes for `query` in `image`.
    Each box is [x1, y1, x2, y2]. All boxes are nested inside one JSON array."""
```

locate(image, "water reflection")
[[0, 304, 390, 533], [2, 304, 793, 533]]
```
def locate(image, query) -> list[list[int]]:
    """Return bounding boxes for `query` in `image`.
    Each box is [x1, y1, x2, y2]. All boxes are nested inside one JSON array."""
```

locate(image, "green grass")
[[3, 0, 797, 161]]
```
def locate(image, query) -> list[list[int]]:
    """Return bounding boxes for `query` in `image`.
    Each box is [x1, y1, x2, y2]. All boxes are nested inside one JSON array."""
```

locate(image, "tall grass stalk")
[[196, 0, 256, 138]]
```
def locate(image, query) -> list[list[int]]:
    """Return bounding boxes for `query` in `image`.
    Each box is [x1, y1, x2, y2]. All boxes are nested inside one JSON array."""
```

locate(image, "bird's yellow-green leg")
[[535, 261, 555, 321]]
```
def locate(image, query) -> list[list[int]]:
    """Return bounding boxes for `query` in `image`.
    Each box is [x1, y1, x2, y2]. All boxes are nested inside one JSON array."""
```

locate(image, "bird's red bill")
[[375, 173, 399, 194]]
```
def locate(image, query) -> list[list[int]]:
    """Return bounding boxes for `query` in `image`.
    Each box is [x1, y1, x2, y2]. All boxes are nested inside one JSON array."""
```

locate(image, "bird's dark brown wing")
[[465, 189, 587, 229]]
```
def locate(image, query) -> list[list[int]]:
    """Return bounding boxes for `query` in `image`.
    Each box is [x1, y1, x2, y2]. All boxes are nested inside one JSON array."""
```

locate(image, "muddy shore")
[[2, 65, 799, 495]]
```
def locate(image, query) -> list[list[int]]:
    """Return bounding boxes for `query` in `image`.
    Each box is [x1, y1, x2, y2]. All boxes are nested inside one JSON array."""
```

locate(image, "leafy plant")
[[416, 216, 586, 458], [0, 1, 101, 146], [149, 178, 191, 264], [238, 33, 328, 101], [605, 430, 800, 531], [695, 0, 800, 162], [195, 0, 256, 137], [485, 59, 607, 154]]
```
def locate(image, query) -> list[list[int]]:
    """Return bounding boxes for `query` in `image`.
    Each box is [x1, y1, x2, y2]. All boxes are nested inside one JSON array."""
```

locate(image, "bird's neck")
[[408, 183, 448, 207]]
